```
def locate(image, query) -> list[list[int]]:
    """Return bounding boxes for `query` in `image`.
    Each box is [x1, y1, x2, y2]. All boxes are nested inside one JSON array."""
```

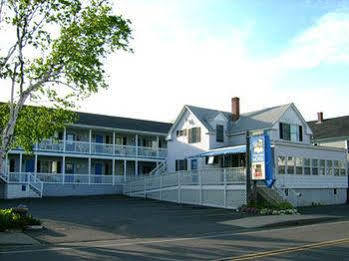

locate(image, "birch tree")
[[0, 0, 132, 174]]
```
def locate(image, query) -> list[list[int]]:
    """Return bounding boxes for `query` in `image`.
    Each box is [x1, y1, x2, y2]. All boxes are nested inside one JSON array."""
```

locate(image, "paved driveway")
[[0, 195, 247, 244], [1, 196, 349, 260]]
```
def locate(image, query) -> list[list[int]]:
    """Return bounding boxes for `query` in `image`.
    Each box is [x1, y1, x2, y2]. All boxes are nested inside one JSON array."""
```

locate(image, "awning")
[[188, 145, 246, 158]]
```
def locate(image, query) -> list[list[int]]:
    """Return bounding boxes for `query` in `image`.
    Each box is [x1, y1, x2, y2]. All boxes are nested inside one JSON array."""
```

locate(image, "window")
[[340, 161, 346, 176], [295, 157, 303, 175], [312, 159, 318, 175], [319, 160, 326, 175], [176, 129, 187, 137], [334, 188, 337, 195], [277, 156, 286, 174], [188, 127, 201, 143], [279, 123, 303, 142], [326, 160, 333, 175], [334, 160, 340, 176], [191, 159, 198, 170], [304, 158, 311, 175], [216, 125, 224, 142], [287, 157, 295, 174], [175, 159, 187, 171]]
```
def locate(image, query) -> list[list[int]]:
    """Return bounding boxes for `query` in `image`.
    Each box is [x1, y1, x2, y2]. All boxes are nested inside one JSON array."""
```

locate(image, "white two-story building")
[[1, 112, 171, 198], [166, 98, 348, 206]]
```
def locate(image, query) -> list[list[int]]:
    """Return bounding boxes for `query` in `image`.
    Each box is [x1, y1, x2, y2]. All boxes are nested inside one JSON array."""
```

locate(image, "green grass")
[[0, 208, 41, 232]]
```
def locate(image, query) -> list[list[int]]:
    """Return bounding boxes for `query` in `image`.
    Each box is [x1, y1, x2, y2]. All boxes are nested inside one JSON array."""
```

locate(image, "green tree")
[[0, 0, 132, 175]]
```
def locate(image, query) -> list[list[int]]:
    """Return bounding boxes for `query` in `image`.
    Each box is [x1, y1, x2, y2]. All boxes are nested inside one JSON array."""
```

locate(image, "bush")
[[0, 208, 41, 232]]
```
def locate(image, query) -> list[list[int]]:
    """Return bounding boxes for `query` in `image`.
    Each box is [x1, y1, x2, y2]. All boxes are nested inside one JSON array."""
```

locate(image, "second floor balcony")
[[34, 139, 167, 159]]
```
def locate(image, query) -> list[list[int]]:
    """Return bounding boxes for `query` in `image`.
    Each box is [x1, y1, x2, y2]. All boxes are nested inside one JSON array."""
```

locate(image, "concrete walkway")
[[0, 232, 40, 245], [219, 214, 341, 228]]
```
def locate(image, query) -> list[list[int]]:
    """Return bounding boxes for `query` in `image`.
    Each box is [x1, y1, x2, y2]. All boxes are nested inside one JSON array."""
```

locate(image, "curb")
[[261, 216, 341, 228]]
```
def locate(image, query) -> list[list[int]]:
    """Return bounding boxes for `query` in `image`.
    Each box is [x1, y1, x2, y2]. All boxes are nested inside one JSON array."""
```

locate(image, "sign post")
[[245, 131, 252, 205]]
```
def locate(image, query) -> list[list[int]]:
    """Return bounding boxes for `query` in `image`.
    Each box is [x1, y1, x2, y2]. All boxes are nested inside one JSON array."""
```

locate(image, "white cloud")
[[277, 11, 349, 69]]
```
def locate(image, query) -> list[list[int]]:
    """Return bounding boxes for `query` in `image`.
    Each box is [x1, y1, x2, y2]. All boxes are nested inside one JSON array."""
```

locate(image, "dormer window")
[[279, 123, 303, 142], [216, 125, 224, 142]]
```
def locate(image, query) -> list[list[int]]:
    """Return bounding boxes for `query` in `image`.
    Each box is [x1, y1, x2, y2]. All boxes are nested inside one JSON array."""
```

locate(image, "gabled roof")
[[186, 105, 231, 132], [76, 111, 172, 134], [185, 103, 291, 134], [308, 115, 349, 140]]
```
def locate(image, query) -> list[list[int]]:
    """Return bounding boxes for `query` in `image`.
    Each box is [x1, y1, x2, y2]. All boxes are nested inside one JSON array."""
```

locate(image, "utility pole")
[[246, 131, 252, 205]]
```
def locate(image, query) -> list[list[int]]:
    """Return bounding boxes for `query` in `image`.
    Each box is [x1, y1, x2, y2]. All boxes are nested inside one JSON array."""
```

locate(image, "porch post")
[[156, 136, 160, 158], [34, 154, 38, 179], [112, 159, 115, 185], [89, 129, 92, 154], [123, 160, 127, 182], [135, 134, 138, 157], [135, 160, 138, 176], [88, 157, 91, 185], [113, 132, 115, 156], [199, 169, 202, 205], [63, 127, 66, 152], [224, 168, 227, 208], [62, 156, 65, 184], [5, 154, 8, 174], [19, 153, 23, 173], [177, 171, 181, 204]]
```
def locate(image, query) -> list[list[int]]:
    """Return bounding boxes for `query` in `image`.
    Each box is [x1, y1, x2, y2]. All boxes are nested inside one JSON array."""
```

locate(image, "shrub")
[[0, 208, 41, 232]]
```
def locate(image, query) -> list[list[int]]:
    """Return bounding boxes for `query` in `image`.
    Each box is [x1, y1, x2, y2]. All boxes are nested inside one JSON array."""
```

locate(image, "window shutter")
[[184, 159, 188, 170], [279, 123, 283, 139], [175, 160, 178, 171], [197, 127, 201, 142], [188, 128, 192, 143], [299, 126, 303, 142]]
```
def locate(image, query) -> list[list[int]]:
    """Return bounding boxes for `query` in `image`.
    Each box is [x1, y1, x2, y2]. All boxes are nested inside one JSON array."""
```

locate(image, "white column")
[[63, 127, 67, 152], [135, 134, 138, 157], [5, 154, 8, 175], [199, 169, 202, 205], [62, 156, 65, 184], [112, 159, 115, 185], [113, 132, 116, 155], [19, 153, 23, 173], [177, 171, 181, 204], [89, 129, 92, 154], [34, 154, 38, 178], [135, 160, 138, 176], [156, 136, 160, 158], [88, 157, 91, 185], [124, 160, 127, 182], [224, 168, 227, 208]]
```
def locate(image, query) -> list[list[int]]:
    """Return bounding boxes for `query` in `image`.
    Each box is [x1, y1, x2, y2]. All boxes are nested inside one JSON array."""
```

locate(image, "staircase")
[[257, 186, 292, 206], [149, 162, 167, 176], [1, 172, 43, 198]]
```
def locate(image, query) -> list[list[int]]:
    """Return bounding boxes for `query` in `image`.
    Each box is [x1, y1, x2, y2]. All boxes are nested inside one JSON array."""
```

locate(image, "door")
[[25, 159, 35, 172], [66, 133, 75, 152], [95, 163, 102, 183], [65, 163, 74, 183], [95, 135, 103, 153], [25, 159, 35, 183]]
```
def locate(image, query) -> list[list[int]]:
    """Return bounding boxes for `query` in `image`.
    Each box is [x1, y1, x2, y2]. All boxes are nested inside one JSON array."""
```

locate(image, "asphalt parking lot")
[[1, 196, 349, 260], [0, 195, 248, 244]]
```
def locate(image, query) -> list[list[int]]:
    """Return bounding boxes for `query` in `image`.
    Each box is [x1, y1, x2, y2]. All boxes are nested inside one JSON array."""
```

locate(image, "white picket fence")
[[123, 167, 247, 209]]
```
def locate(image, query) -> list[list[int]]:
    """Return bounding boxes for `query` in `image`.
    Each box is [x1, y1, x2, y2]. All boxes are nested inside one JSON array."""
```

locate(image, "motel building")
[[1, 98, 348, 208]]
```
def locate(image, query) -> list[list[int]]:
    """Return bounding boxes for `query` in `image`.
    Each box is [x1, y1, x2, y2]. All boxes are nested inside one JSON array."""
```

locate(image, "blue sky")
[[1, 0, 348, 122]]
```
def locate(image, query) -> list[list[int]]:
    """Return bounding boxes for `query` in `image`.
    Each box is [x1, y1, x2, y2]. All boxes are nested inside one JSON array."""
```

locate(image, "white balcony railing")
[[34, 140, 167, 159]]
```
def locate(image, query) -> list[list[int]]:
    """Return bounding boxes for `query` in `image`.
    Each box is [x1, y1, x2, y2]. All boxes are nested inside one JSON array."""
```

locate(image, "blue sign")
[[250, 134, 275, 187]]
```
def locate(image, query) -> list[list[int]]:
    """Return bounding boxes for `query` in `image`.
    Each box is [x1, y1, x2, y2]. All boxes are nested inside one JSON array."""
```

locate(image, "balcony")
[[33, 140, 167, 159]]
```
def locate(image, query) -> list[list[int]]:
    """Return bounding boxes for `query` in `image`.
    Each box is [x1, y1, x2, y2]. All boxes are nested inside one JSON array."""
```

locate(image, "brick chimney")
[[317, 112, 324, 124], [231, 97, 240, 121]]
